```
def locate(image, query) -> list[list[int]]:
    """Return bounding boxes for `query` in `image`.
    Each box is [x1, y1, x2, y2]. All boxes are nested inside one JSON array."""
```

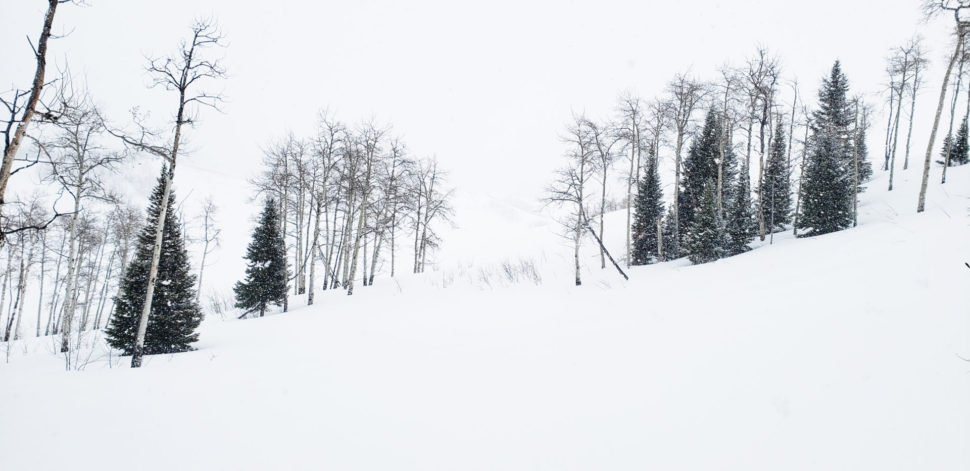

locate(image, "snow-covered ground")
[[1, 166, 968, 470]]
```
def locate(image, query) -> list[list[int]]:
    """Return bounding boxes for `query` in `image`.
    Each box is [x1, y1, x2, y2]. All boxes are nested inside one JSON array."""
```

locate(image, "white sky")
[[0, 0, 956, 293]]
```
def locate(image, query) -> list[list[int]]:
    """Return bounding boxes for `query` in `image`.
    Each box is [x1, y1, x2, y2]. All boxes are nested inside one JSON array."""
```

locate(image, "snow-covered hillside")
[[1, 167, 968, 470]]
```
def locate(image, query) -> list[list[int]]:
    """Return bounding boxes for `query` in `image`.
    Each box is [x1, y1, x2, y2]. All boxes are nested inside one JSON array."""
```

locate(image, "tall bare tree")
[[664, 74, 707, 252], [918, 1, 968, 212], [903, 38, 929, 171], [41, 89, 122, 354], [744, 48, 781, 241], [0, 1, 72, 249], [112, 19, 226, 368], [616, 95, 645, 267], [546, 115, 596, 285]]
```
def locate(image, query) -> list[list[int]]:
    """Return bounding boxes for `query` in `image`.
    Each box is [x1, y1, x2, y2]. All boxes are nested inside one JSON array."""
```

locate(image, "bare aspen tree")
[[367, 139, 410, 285], [645, 101, 669, 259], [715, 67, 742, 215], [919, 1, 968, 212], [943, 26, 969, 182], [904, 38, 929, 170], [42, 88, 121, 353], [787, 80, 799, 167], [385, 142, 413, 279], [664, 75, 707, 252], [3, 202, 44, 342], [346, 123, 386, 296], [546, 115, 596, 285], [113, 19, 225, 368], [744, 48, 781, 241], [414, 158, 453, 274], [193, 197, 221, 302], [616, 95, 644, 267], [792, 107, 812, 236], [586, 118, 619, 269], [0, 1, 73, 249], [886, 44, 916, 190]]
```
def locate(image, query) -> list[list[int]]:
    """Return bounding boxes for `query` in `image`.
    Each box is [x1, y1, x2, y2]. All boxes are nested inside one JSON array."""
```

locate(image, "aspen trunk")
[[59, 193, 83, 353], [888, 81, 906, 191], [307, 195, 322, 305], [942, 39, 966, 184], [918, 24, 964, 213], [0, 0, 60, 251], [903, 66, 920, 170]]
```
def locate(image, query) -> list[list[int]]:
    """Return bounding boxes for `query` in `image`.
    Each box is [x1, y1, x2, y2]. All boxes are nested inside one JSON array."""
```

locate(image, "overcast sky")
[[0, 0, 955, 293]]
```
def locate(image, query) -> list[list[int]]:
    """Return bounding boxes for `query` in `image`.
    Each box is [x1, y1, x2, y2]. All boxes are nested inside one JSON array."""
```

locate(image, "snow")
[[1, 167, 969, 470]]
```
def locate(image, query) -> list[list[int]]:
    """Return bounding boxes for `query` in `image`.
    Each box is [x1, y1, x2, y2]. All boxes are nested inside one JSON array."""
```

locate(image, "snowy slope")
[[1, 166, 968, 470]]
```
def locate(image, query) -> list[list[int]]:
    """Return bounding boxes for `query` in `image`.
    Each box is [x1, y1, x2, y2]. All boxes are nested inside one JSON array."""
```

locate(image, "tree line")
[[548, 1, 970, 285]]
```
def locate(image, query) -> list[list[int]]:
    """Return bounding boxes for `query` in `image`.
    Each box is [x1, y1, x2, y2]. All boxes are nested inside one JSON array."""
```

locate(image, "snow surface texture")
[[1, 167, 968, 470]]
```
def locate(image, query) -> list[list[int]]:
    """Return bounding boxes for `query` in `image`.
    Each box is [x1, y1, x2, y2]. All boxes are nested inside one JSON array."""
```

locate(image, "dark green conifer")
[[106, 169, 202, 355], [685, 183, 724, 264], [234, 197, 289, 318], [761, 124, 792, 232], [631, 148, 664, 265]]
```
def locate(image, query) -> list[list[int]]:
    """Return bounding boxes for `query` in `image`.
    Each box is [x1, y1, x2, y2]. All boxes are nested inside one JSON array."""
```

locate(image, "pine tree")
[[760, 124, 792, 232], [679, 109, 721, 233], [944, 119, 969, 166], [685, 183, 724, 264], [797, 131, 853, 236], [106, 170, 202, 355], [856, 119, 873, 186], [234, 197, 288, 318], [938, 134, 954, 166], [725, 166, 756, 255], [660, 207, 679, 261], [631, 151, 664, 265], [796, 61, 855, 237]]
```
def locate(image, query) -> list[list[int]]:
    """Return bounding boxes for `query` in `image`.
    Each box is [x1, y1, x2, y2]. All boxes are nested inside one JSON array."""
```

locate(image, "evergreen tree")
[[660, 206, 680, 261], [941, 119, 969, 166], [106, 169, 202, 355], [938, 134, 954, 166], [725, 165, 756, 256], [797, 131, 853, 236], [796, 61, 855, 237], [685, 183, 724, 264], [760, 124, 792, 232], [679, 109, 721, 232], [631, 151, 664, 265], [234, 197, 288, 318], [856, 119, 873, 187]]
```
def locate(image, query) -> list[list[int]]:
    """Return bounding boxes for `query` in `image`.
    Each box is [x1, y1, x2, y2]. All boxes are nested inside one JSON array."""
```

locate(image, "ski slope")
[[1, 167, 968, 470]]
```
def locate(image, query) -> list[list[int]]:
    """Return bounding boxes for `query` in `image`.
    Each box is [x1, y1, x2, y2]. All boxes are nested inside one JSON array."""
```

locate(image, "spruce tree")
[[947, 119, 969, 166], [631, 153, 664, 265], [685, 183, 724, 264], [725, 166, 756, 256], [679, 109, 721, 232], [660, 207, 680, 261], [234, 197, 288, 318], [856, 119, 873, 187], [760, 124, 792, 232], [796, 61, 855, 237], [797, 131, 853, 236], [938, 134, 954, 166], [106, 170, 202, 355]]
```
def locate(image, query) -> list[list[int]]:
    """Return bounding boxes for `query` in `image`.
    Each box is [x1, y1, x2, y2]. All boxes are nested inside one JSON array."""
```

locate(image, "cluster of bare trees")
[[252, 115, 452, 303], [918, 0, 970, 210], [0, 202, 140, 350], [883, 38, 929, 193]]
